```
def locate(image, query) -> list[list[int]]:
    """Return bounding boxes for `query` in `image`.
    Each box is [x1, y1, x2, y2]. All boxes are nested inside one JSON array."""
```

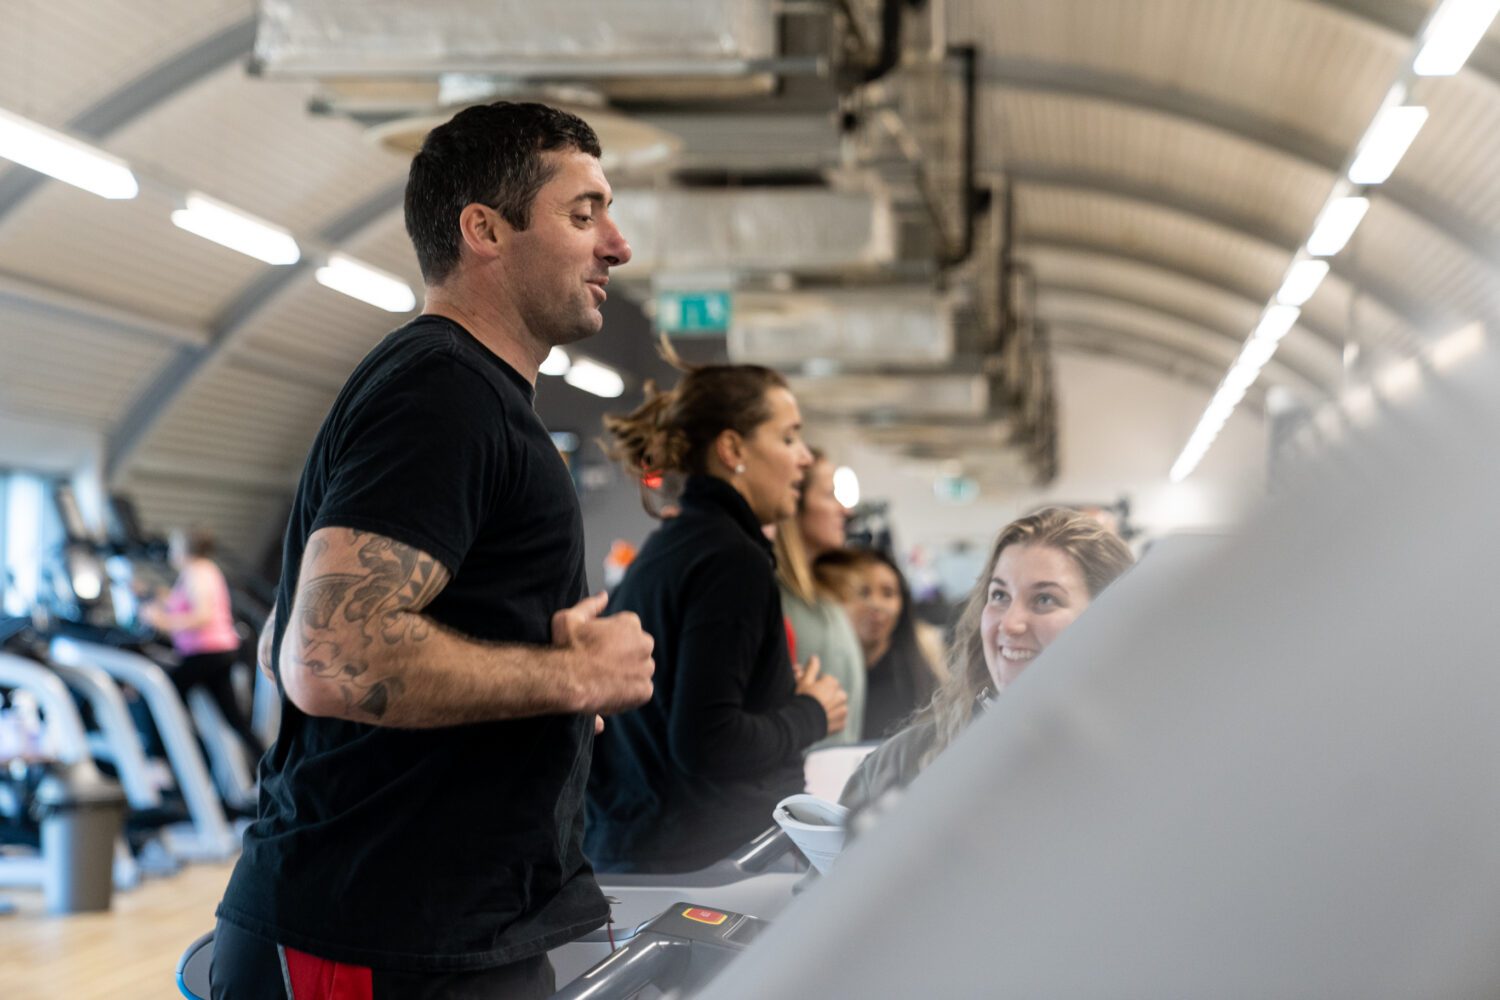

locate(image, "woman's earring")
[[734, 464, 746, 474]]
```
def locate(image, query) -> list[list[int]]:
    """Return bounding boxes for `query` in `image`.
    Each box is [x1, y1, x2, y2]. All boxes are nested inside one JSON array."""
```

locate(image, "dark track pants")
[[210, 920, 557, 1000], [170, 650, 266, 763]]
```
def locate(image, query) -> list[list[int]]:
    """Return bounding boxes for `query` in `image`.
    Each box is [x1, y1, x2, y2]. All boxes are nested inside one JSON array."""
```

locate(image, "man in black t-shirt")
[[211, 103, 654, 999]]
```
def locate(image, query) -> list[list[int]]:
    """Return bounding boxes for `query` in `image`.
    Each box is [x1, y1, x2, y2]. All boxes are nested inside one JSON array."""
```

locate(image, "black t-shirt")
[[585, 475, 827, 872], [217, 315, 606, 972]]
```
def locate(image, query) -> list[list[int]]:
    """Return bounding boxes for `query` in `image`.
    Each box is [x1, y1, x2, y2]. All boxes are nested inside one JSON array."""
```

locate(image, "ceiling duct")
[[787, 373, 989, 420], [254, 0, 780, 81], [611, 188, 896, 278], [726, 288, 955, 367]]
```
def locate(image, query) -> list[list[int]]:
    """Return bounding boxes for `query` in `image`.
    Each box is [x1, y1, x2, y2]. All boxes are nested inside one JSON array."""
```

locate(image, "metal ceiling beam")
[[1017, 240, 1345, 353], [1045, 319, 1268, 415], [1020, 234, 1424, 358], [0, 16, 257, 225], [107, 183, 408, 483], [0, 270, 207, 348], [1008, 166, 1449, 334], [980, 57, 1498, 267], [1036, 282, 1333, 395]]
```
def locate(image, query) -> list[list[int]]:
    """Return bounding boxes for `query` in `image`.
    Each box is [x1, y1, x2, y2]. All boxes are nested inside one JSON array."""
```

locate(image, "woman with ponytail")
[[585, 350, 849, 873]]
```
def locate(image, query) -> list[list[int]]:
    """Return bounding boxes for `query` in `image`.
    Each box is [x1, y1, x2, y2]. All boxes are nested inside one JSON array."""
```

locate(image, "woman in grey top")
[[774, 451, 867, 749]]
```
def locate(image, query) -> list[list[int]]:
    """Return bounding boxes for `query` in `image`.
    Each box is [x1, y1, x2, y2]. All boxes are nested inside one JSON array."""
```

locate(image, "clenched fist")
[[552, 592, 655, 715]]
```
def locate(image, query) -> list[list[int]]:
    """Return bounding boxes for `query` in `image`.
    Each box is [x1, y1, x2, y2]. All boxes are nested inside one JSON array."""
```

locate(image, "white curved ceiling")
[[0, 0, 1496, 556]]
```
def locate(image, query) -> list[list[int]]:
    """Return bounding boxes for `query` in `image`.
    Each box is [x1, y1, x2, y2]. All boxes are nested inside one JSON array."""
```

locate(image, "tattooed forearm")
[[284, 529, 450, 723]]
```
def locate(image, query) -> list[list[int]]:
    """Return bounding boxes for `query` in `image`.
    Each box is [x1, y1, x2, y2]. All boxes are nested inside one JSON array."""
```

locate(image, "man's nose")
[[599, 217, 631, 267]]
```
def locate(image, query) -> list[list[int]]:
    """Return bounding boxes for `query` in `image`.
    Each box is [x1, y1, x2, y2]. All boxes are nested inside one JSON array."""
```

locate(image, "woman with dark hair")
[[142, 528, 265, 765], [773, 451, 865, 749], [586, 348, 849, 873], [840, 507, 1135, 813], [816, 548, 942, 740]]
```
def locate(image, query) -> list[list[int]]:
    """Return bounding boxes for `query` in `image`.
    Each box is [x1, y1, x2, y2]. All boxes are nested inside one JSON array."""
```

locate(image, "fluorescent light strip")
[[1276, 260, 1329, 306], [171, 193, 300, 265], [315, 254, 416, 313], [1348, 105, 1429, 184], [563, 357, 625, 398], [1415, 0, 1500, 75], [1307, 197, 1370, 257], [540, 347, 572, 377], [0, 106, 137, 199], [1252, 304, 1301, 344]]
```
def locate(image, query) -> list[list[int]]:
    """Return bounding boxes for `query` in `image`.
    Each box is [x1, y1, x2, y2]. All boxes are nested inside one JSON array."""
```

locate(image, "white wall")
[[808, 353, 1266, 570]]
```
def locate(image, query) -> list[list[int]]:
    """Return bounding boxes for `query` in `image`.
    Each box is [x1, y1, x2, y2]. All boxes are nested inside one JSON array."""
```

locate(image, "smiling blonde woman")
[[840, 507, 1134, 813]]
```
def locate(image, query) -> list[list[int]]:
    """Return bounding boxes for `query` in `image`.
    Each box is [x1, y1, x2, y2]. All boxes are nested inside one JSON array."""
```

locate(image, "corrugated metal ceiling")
[[1, 0, 1498, 555]]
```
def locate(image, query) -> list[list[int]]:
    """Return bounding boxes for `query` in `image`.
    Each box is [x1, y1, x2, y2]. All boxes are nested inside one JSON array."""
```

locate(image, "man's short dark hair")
[[404, 101, 602, 285]]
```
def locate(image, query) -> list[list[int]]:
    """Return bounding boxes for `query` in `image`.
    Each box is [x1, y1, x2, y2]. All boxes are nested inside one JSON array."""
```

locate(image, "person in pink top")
[[142, 528, 265, 764]]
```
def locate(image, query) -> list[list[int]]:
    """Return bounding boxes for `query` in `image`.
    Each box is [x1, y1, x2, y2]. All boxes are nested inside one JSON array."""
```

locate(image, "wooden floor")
[[0, 855, 235, 999]]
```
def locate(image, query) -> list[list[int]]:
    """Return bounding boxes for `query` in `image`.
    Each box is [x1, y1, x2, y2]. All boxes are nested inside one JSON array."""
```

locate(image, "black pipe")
[[863, 0, 905, 83], [941, 44, 980, 268]]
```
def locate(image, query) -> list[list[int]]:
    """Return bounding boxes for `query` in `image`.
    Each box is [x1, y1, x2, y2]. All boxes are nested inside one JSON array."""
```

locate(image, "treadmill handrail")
[[726, 825, 794, 874], [549, 936, 690, 1000]]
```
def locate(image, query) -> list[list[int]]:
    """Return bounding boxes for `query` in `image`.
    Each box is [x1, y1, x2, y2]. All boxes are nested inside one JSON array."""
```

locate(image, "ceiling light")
[[1414, 0, 1500, 75], [1348, 105, 1429, 184], [1306, 197, 1369, 257], [1222, 364, 1259, 396], [540, 347, 572, 377], [1237, 337, 1277, 372], [563, 357, 625, 398], [1276, 260, 1329, 307], [0, 106, 138, 199], [315, 254, 416, 312], [832, 466, 860, 508], [1252, 304, 1301, 344], [171, 193, 300, 265]]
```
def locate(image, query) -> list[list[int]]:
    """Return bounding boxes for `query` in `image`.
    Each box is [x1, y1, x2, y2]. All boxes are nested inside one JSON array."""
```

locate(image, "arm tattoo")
[[287, 531, 450, 721]]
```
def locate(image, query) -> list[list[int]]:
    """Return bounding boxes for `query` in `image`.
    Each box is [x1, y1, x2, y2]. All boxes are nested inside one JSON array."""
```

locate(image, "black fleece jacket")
[[585, 475, 828, 872]]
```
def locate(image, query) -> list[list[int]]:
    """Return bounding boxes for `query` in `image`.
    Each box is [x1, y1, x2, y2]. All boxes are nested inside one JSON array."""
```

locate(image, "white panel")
[[989, 91, 1330, 232], [0, 185, 263, 327], [107, 63, 410, 239], [134, 361, 335, 478], [951, 0, 1403, 152], [787, 374, 988, 419], [256, 0, 777, 72], [611, 189, 896, 276], [728, 290, 955, 367], [0, 309, 173, 428], [0, 0, 246, 128]]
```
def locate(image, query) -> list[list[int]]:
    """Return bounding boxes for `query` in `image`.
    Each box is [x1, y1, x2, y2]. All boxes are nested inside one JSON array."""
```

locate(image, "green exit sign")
[[657, 290, 732, 334]]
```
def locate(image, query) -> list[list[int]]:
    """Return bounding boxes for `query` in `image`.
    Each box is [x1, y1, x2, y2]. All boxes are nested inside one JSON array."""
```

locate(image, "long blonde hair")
[[916, 507, 1135, 767], [773, 450, 829, 604]]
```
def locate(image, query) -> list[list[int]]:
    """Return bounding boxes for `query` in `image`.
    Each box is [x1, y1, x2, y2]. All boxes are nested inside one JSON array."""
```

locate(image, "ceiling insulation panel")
[[787, 373, 988, 420], [727, 289, 954, 367], [612, 188, 896, 277], [0, 185, 263, 328], [255, 0, 776, 75], [0, 309, 173, 429], [950, 0, 1402, 153], [0, 0, 246, 128], [107, 63, 409, 238]]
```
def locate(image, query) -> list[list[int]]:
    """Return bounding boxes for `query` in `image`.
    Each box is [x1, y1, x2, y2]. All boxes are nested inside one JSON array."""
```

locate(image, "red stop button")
[[682, 907, 728, 926]]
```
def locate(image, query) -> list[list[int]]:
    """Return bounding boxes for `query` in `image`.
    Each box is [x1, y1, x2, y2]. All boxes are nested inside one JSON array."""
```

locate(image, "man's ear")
[[713, 429, 746, 473], [456, 203, 508, 263]]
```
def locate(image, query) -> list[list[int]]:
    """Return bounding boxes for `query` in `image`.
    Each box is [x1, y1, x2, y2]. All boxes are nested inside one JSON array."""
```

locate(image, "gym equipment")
[[548, 826, 801, 986], [50, 637, 239, 860], [0, 652, 132, 909], [552, 902, 766, 999]]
